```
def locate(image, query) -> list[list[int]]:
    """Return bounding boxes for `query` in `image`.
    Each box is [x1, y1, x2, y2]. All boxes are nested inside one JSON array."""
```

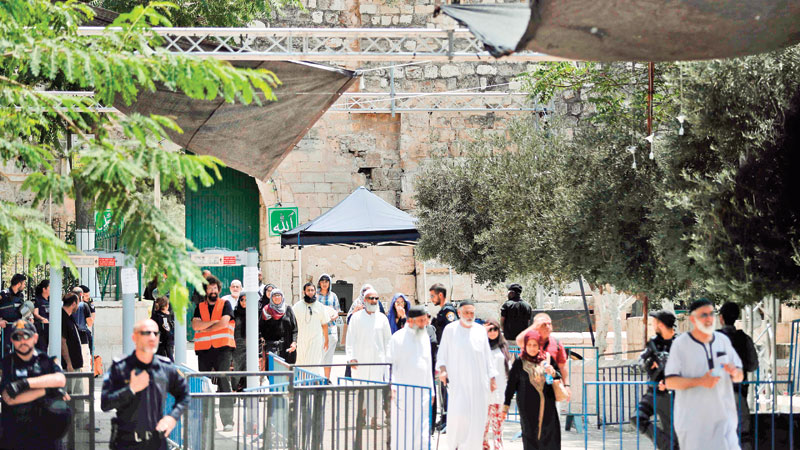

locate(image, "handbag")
[[552, 379, 570, 402]]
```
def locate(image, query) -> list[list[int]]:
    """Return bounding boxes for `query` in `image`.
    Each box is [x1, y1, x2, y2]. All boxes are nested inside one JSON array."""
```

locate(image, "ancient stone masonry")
[[253, 0, 558, 309]]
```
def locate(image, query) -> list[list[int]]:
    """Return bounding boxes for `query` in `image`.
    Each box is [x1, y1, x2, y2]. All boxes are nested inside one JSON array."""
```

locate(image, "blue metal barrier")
[[164, 364, 209, 448], [340, 377, 433, 450], [582, 379, 796, 450]]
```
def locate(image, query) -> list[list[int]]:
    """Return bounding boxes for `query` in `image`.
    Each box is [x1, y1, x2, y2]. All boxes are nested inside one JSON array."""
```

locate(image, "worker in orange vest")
[[191, 276, 236, 431]]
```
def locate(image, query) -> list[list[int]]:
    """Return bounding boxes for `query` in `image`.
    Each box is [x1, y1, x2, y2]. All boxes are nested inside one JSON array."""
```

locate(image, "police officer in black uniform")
[[0, 274, 27, 356], [634, 310, 680, 450], [101, 319, 189, 449], [0, 320, 71, 449], [429, 283, 458, 432]]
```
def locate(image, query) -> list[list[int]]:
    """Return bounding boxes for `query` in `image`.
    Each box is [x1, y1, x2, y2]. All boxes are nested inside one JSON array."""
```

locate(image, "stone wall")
[[254, 0, 564, 312]]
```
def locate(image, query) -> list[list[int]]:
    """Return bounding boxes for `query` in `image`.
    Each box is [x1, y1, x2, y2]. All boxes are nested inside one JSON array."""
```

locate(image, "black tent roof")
[[280, 186, 419, 247]]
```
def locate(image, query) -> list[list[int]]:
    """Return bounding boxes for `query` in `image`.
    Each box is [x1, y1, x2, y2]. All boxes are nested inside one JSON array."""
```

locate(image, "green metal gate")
[[185, 165, 261, 338]]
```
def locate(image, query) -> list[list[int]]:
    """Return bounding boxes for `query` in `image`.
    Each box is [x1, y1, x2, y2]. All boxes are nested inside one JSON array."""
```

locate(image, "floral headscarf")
[[521, 330, 548, 364]]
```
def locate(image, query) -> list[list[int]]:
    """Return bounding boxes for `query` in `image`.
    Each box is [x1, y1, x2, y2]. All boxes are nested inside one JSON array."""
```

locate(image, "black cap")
[[648, 310, 676, 329], [408, 306, 426, 318], [507, 283, 523, 294], [10, 320, 36, 339], [689, 298, 714, 313]]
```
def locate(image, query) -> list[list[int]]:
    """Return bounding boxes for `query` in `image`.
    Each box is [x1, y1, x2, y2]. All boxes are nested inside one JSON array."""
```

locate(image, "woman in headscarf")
[[387, 293, 410, 334], [260, 289, 298, 364], [484, 319, 512, 450], [502, 330, 561, 449], [33, 279, 50, 352]]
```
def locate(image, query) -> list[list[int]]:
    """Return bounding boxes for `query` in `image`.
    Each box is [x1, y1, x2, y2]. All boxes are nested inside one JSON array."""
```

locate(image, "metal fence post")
[[245, 249, 259, 389], [49, 263, 63, 362], [121, 257, 136, 354]]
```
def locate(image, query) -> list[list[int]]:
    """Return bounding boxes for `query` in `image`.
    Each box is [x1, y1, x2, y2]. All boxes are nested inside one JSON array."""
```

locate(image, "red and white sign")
[[98, 257, 116, 267]]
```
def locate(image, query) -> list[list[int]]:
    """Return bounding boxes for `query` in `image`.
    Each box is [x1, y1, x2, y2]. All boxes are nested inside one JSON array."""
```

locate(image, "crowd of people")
[[0, 269, 766, 450]]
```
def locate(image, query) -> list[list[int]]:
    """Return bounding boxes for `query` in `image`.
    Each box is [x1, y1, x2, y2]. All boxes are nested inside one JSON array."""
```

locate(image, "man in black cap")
[[0, 274, 27, 356], [664, 298, 743, 449], [718, 302, 759, 449], [499, 283, 532, 342], [1, 320, 71, 449], [429, 283, 457, 431], [634, 309, 679, 450]]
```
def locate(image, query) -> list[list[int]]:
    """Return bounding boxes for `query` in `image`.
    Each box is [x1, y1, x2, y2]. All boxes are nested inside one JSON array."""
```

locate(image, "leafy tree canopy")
[[96, 0, 301, 27], [1, 0, 279, 312], [416, 50, 800, 305]]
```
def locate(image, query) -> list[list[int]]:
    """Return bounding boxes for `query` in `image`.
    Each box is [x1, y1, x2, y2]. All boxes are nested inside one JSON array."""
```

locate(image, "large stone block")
[[440, 65, 460, 78]]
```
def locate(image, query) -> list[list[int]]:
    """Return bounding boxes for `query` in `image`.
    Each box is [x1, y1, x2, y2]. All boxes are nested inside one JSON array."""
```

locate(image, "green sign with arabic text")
[[268, 207, 299, 236]]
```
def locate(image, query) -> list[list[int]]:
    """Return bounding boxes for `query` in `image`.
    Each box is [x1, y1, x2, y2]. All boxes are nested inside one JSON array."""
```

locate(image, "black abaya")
[[504, 358, 561, 450]]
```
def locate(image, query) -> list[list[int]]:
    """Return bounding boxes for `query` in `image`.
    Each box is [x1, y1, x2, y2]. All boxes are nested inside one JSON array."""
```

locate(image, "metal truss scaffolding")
[[77, 27, 562, 62], [330, 92, 545, 113]]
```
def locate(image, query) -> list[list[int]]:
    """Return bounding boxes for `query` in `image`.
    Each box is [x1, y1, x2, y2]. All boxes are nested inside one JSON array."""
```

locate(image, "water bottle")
[[543, 362, 554, 385]]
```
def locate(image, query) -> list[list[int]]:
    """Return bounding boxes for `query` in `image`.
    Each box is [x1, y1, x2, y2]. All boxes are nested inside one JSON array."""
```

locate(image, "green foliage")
[[416, 55, 800, 304], [97, 0, 302, 27], [1, 0, 280, 312]]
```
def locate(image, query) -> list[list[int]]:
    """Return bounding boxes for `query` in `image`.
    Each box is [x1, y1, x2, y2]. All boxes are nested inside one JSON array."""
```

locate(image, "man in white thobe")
[[293, 282, 330, 376], [387, 305, 434, 450], [437, 300, 497, 450], [346, 288, 392, 425]]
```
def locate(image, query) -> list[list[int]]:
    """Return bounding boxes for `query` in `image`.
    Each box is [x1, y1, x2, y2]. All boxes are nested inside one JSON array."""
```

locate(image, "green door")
[[185, 166, 260, 337]]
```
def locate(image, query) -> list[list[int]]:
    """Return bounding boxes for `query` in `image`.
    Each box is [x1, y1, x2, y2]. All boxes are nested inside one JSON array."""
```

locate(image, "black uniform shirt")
[[0, 350, 63, 447], [432, 303, 458, 343], [500, 298, 533, 340], [101, 352, 189, 433]]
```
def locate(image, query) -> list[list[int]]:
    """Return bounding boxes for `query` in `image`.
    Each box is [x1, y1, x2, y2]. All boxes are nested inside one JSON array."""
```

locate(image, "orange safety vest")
[[194, 300, 235, 351]]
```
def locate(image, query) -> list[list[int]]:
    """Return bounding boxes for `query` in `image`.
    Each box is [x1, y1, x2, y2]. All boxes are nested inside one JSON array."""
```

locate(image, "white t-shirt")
[[489, 347, 510, 405], [664, 331, 743, 450]]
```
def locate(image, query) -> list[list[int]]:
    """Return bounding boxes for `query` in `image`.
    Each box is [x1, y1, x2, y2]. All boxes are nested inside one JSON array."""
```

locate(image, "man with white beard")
[[665, 298, 744, 450], [437, 300, 497, 450], [346, 288, 392, 426], [386, 305, 433, 450]]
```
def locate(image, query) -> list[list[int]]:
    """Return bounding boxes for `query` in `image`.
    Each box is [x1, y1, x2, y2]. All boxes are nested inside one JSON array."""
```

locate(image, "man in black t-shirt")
[[1, 320, 70, 449], [499, 283, 532, 341], [718, 302, 759, 449]]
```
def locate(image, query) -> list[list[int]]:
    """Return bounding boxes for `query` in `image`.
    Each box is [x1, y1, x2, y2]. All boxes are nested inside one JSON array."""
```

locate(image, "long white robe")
[[345, 309, 392, 382], [387, 327, 434, 450], [292, 300, 329, 375], [436, 321, 498, 450]]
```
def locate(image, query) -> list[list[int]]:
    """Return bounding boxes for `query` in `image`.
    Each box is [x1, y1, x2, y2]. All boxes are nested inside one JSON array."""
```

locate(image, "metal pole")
[[49, 264, 63, 362], [122, 257, 136, 354], [578, 276, 595, 347], [245, 249, 259, 388], [174, 279, 187, 366]]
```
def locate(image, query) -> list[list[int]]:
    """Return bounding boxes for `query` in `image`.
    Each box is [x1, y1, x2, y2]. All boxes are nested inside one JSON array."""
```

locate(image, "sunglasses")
[[11, 334, 32, 341], [487, 327, 498, 332], [137, 330, 160, 337], [695, 311, 716, 320], [366, 296, 379, 300]]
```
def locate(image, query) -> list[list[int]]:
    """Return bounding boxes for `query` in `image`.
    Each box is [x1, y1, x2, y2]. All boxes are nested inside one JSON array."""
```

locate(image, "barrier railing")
[[581, 379, 796, 450], [789, 319, 800, 394], [341, 377, 433, 450], [63, 371, 96, 449], [290, 363, 391, 449], [597, 362, 647, 426], [183, 370, 294, 450]]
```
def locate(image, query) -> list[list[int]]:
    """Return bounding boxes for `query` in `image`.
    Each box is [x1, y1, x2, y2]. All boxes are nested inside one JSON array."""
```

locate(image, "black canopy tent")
[[437, 0, 800, 61], [280, 186, 419, 248]]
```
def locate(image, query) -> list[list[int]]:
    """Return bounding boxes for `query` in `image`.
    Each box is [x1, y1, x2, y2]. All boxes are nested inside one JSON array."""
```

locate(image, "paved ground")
[[84, 348, 646, 449]]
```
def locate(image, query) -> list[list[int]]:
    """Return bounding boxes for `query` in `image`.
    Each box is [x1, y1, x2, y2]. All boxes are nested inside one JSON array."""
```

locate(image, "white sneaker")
[[223, 424, 234, 432]]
